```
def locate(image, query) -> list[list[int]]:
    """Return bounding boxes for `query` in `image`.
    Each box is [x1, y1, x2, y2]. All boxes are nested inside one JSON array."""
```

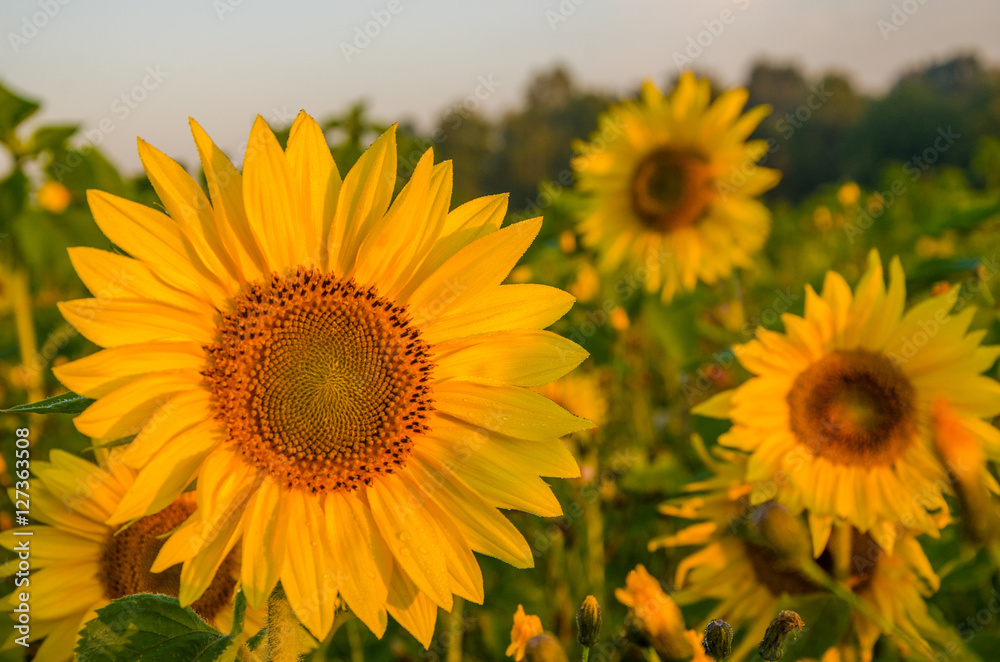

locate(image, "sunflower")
[[693, 251, 1000, 552], [615, 564, 710, 662], [0, 450, 255, 661], [506, 604, 543, 661], [649, 442, 950, 660], [571, 72, 780, 302], [54, 113, 590, 646]]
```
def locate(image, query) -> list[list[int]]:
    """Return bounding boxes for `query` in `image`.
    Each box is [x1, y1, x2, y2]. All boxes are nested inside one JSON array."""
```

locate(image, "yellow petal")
[[324, 491, 391, 636], [241, 478, 288, 608], [286, 111, 339, 268], [434, 330, 588, 387], [421, 284, 575, 345], [53, 341, 204, 398], [407, 456, 534, 568], [72, 372, 194, 441], [58, 298, 214, 347], [189, 117, 267, 282], [406, 218, 542, 327], [433, 382, 591, 441], [67, 246, 212, 314], [386, 567, 439, 649], [138, 137, 240, 293], [86, 190, 224, 304], [107, 421, 220, 524], [367, 474, 453, 611], [332, 125, 397, 275], [281, 490, 337, 638], [243, 115, 301, 271], [119, 390, 214, 469]]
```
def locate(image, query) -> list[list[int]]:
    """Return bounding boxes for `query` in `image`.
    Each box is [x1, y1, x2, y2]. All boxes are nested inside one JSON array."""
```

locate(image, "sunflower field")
[[3, 44, 1000, 662]]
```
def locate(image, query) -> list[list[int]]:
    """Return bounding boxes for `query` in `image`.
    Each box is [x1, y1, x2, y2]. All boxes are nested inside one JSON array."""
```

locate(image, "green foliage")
[[2, 391, 93, 414], [75, 594, 242, 662]]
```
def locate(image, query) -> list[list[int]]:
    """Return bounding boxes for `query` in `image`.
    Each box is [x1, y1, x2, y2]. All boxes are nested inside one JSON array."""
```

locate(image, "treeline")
[[406, 54, 1000, 209]]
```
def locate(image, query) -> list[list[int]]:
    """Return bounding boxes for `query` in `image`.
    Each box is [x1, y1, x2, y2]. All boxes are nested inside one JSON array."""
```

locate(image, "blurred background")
[[3, 1, 1000, 660]]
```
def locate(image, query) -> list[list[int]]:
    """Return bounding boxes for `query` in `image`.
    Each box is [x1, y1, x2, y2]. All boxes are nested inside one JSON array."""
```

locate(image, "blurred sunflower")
[[649, 443, 949, 660], [571, 72, 780, 302], [54, 113, 590, 645], [0, 450, 255, 661], [694, 251, 1000, 551]]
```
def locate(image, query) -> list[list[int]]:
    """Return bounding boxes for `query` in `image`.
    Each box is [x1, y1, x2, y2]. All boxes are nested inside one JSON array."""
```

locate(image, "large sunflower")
[[571, 72, 780, 302], [54, 113, 590, 645], [694, 251, 1000, 552], [649, 443, 949, 661], [0, 450, 255, 661]]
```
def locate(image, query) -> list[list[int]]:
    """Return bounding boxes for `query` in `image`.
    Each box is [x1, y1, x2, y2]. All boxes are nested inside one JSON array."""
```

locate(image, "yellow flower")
[[836, 182, 860, 207], [694, 251, 1000, 551], [37, 181, 72, 214], [506, 604, 544, 660], [572, 72, 780, 302], [651, 443, 950, 660], [615, 564, 707, 661], [0, 450, 256, 661], [54, 113, 591, 646]]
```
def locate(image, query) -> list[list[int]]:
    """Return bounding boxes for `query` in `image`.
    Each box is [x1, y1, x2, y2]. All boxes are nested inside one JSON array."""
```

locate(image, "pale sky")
[[1, 0, 997, 172]]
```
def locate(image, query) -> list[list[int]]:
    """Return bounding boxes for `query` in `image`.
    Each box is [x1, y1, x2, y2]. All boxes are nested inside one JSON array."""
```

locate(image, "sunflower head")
[[694, 250, 1000, 550], [55, 112, 590, 647], [572, 72, 780, 301]]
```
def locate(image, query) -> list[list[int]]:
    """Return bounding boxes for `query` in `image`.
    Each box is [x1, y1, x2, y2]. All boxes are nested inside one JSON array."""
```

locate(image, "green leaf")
[[0, 168, 29, 231], [76, 594, 230, 662], [925, 197, 1000, 235], [228, 591, 246, 638], [619, 453, 689, 494], [26, 124, 78, 154], [0, 82, 40, 144], [2, 391, 94, 414]]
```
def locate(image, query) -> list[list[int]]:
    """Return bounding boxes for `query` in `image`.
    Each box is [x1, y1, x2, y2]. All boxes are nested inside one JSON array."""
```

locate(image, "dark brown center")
[[630, 148, 713, 231], [98, 497, 237, 622], [787, 349, 916, 466], [204, 268, 434, 493]]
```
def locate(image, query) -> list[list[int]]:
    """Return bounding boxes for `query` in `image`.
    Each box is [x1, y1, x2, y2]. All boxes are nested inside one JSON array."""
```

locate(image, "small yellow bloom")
[[616, 565, 692, 660], [559, 229, 577, 254], [507, 605, 544, 661], [836, 182, 860, 207], [569, 263, 601, 303], [813, 205, 833, 231], [610, 306, 629, 331], [37, 181, 71, 214]]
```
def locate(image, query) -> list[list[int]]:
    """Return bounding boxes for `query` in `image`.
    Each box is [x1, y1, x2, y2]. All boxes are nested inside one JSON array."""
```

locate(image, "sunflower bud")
[[702, 619, 733, 660], [576, 595, 602, 648], [757, 610, 804, 661], [748, 502, 812, 567], [524, 633, 570, 662]]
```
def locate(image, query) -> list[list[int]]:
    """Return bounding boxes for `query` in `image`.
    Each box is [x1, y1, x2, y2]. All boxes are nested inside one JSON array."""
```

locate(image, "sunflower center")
[[630, 148, 713, 231], [744, 527, 878, 596], [787, 349, 916, 466], [204, 268, 434, 493], [98, 497, 236, 622]]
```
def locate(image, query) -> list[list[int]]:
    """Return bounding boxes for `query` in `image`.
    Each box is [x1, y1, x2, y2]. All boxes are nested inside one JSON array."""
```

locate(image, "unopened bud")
[[524, 633, 570, 662], [757, 610, 804, 661], [702, 619, 733, 660], [749, 502, 812, 565], [576, 595, 602, 648]]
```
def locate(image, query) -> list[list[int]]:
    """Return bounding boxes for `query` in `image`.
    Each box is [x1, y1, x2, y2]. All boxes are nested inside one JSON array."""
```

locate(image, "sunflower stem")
[[266, 584, 301, 662], [795, 557, 930, 656], [831, 524, 852, 583], [581, 647, 591, 662]]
